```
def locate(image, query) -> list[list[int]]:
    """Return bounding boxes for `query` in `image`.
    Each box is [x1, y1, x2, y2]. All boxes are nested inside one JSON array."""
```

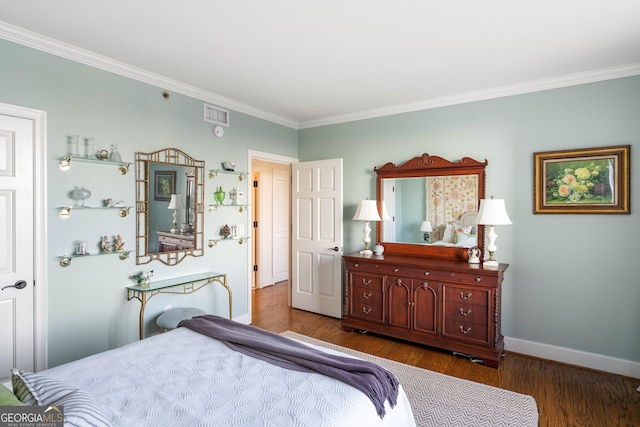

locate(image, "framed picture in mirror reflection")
[[154, 171, 176, 201]]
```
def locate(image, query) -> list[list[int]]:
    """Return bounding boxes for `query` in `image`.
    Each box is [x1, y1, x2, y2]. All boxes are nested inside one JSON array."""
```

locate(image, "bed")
[[10, 316, 416, 427], [430, 210, 478, 247]]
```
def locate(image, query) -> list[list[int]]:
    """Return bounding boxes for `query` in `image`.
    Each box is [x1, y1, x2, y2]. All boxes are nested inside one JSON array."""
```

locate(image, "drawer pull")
[[475, 277, 482, 282], [394, 279, 404, 286], [394, 268, 399, 272], [362, 307, 372, 314], [459, 326, 472, 334], [362, 278, 372, 286], [460, 291, 473, 300], [424, 271, 430, 276], [459, 308, 472, 316], [354, 263, 359, 268], [362, 292, 372, 299]]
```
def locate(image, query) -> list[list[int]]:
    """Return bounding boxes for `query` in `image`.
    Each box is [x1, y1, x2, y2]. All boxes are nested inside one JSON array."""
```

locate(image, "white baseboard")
[[505, 336, 640, 379]]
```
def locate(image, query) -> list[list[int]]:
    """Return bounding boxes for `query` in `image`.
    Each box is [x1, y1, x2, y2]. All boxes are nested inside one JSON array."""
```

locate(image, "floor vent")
[[204, 104, 229, 126]]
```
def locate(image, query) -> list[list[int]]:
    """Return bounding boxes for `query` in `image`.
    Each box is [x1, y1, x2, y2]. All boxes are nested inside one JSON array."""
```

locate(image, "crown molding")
[[297, 63, 640, 129], [3, 21, 639, 131], [0, 22, 299, 129]]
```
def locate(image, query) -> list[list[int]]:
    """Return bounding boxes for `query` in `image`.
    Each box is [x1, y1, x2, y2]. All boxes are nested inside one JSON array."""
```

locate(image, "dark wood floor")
[[252, 282, 640, 427]]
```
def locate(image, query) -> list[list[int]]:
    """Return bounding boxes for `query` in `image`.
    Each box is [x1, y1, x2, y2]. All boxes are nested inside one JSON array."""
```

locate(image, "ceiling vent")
[[204, 104, 230, 127]]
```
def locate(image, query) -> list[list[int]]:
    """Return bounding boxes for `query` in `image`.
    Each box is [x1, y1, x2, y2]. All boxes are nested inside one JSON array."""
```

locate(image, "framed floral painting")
[[533, 145, 630, 214]]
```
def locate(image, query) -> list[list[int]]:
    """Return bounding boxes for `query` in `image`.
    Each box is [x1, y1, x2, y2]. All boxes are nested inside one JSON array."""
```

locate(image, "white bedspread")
[[43, 328, 416, 427]]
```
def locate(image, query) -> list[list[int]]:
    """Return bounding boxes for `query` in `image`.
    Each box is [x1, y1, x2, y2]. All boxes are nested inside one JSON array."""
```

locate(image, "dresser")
[[157, 230, 195, 252], [343, 252, 508, 368]]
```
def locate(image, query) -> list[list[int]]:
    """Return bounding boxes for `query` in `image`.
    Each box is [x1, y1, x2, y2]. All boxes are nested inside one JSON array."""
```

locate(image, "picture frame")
[[533, 145, 630, 214], [154, 171, 176, 201]]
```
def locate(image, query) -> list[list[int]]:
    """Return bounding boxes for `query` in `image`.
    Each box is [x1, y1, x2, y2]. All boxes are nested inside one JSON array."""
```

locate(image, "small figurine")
[[101, 235, 112, 253], [114, 235, 125, 251], [220, 224, 231, 239], [468, 246, 481, 264], [229, 187, 245, 205]]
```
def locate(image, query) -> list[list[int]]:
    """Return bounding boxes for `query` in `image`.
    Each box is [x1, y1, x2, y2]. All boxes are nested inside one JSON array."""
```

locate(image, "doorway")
[[251, 159, 291, 289], [247, 150, 297, 321]]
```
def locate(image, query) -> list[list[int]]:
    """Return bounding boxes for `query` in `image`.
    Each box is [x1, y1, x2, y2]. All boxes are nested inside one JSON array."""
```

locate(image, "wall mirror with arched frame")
[[375, 153, 487, 260], [136, 148, 205, 265]]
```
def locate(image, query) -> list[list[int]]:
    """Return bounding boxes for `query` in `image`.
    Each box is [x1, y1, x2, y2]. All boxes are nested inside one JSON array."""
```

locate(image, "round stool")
[[156, 307, 206, 331]]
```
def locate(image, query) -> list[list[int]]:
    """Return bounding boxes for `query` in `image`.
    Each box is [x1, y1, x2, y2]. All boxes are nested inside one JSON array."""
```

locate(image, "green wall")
[[2, 37, 639, 370], [0, 39, 298, 367], [299, 76, 640, 365]]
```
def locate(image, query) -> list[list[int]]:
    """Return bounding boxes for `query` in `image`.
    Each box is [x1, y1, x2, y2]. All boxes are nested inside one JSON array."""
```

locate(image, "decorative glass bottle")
[[110, 144, 122, 162], [70, 135, 80, 157], [86, 137, 95, 158], [214, 186, 225, 204]]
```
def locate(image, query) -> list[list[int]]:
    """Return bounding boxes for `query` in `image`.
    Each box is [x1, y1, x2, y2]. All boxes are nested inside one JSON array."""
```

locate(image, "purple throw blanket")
[[178, 315, 399, 418]]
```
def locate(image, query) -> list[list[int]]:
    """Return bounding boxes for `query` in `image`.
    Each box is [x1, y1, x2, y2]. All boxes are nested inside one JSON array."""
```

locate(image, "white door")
[[272, 166, 290, 283], [291, 158, 343, 318], [382, 178, 396, 242], [0, 114, 35, 382]]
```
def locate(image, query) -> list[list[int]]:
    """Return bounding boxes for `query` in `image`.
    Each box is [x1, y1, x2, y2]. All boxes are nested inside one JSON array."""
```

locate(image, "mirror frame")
[[375, 153, 487, 261], [135, 148, 205, 265]]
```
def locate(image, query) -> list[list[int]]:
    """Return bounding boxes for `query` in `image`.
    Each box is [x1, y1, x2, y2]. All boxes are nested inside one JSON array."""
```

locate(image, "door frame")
[[0, 102, 47, 372], [247, 150, 297, 323]]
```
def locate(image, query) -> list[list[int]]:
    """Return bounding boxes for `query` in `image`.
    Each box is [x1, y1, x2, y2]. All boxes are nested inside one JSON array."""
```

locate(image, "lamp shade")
[[420, 221, 433, 232], [352, 200, 382, 221], [167, 194, 185, 209], [475, 198, 512, 225]]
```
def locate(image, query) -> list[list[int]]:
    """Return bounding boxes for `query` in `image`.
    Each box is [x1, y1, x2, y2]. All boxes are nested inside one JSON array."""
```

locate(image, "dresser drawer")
[[444, 302, 488, 326], [349, 299, 384, 322], [352, 289, 383, 305], [346, 260, 415, 276], [442, 320, 489, 344], [419, 269, 490, 285], [349, 272, 384, 292], [443, 285, 489, 306]]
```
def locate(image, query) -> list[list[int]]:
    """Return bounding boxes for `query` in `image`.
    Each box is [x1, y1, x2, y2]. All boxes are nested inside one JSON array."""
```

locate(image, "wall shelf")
[[58, 250, 133, 267], [208, 236, 250, 247], [58, 206, 132, 219], [59, 156, 130, 175], [207, 167, 250, 249], [208, 203, 249, 213], [208, 169, 249, 180]]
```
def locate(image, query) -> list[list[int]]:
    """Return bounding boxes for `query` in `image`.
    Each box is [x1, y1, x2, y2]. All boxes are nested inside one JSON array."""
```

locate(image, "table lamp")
[[420, 221, 433, 242], [167, 194, 185, 233], [353, 199, 382, 255], [475, 196, 512, 267]]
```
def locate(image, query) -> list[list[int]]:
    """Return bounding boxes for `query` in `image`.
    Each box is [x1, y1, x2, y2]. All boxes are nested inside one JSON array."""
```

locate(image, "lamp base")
[[360, 249, 373, 255], [483, 260, 499, 267]]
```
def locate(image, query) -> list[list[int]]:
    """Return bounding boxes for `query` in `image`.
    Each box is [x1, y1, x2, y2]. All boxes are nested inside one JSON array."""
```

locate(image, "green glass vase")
[[214, 186, 225, 204]]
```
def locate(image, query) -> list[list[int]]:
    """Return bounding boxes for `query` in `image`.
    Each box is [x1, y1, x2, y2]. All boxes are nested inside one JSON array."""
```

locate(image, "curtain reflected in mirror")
[[136, 148, 205, 266]]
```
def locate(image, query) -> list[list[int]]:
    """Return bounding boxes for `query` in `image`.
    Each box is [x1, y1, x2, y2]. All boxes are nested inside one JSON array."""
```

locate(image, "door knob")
[[329, 246, 340, 252], [2, 280, 27, 291]]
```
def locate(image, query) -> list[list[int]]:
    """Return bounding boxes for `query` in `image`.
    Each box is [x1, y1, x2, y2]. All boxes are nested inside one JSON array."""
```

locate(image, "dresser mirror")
[[375, 153, 487, 260], [136, 148, 205, 265]]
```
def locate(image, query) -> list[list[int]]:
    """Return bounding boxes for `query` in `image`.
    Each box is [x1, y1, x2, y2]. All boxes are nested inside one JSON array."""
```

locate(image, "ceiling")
[[1, 1, 640, 129]]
